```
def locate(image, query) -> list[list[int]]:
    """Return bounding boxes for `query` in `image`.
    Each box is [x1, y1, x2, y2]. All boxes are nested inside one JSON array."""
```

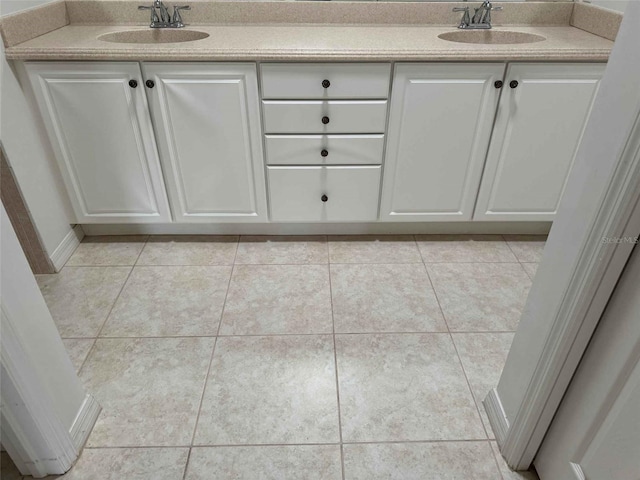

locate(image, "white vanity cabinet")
[[142, 63, 267, 222], [25, 62, 171, 223], [380, 63, 506, 221], [474, 63, 605, 221], [24, 60, 604, 228]]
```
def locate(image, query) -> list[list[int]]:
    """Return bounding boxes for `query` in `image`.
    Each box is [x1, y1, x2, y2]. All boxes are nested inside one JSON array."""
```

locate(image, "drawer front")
[[262, 100, 388, 134], [261, 63, 391, 99], [268, 166, 381, 222], [265, 134, 384, 165]]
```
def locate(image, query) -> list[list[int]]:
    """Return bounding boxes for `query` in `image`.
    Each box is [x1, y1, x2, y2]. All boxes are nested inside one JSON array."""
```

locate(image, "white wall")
[[585, 0, 628, 13], [0, 0, 77, 259], [1, 0, 58, 15]]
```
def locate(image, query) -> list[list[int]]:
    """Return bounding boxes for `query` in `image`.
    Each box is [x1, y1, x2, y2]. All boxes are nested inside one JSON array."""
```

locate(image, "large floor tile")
[[427, 263, 532, 332], [82, 337, 214, 447], [453, 333, 515, 438], [235, 236, 328, 264], [1, 452, 22, 480], [336, 334, 485, 442], [416, 235, 518, 263], [328, 235, 422, 264], [219, 265, 332, 335], [343, 442, 500, 480], [66, 236, 148, 266], [186, 445, 342, 480], [503, 235, 547, 263], [331, 264, 446, 333], [194, 335, 339, 445], [37, 267, 131, 338], [102, 266, 231, 337], [62, 338, 94, 372], [136, 235, 238, 266], [491, 442, 540, 480], [53, 448, 188, 480]]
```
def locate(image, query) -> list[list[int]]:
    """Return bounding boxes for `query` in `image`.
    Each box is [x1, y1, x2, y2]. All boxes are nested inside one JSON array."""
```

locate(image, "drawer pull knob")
[[321, 194, 328, 202], [322, 116, 330, 125], [494, 80, 503, 89], [510, 80, 519, 89], [146, 80, 155, 89], [321, 149, 329, 157], [322, 79, 331, 88], [129, 79, 138, 88]]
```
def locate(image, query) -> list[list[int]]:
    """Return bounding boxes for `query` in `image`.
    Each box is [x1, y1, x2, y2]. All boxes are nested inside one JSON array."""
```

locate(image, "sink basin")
[[438, 30, 546, 45], [98, 29, 210, 44]]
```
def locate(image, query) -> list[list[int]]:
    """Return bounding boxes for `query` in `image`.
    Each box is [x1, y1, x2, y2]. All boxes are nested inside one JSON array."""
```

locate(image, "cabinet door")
[[474, 63, 605, 221], [143, 63, 267, 223], [25, 62, 171, 223], [380, 63, 505, 222]]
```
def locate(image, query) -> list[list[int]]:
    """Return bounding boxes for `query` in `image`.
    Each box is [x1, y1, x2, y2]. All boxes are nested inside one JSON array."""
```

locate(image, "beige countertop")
[[4, 24, 613, 62]]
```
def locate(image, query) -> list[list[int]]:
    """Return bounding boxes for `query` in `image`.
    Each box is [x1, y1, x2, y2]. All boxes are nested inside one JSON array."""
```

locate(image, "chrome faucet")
[[453, 0, 502, 29], [138, 1, 190, 28]]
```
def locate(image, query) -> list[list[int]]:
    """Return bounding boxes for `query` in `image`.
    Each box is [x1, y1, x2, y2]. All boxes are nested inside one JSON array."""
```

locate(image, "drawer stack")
[[261, 63, 391, 222]]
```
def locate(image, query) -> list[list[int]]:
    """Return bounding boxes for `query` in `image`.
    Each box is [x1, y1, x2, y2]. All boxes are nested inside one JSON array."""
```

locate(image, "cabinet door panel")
[[25, 62, 171, 223], [144, 63, 267, 222], [380, 63, 505, 222], [474, 63, 605, 221]]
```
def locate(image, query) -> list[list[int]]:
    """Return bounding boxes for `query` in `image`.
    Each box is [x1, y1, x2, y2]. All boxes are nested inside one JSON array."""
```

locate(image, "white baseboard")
[[81, 221, 552, 236], [50, 225, 84, 272], [69, 394, 101, 451], [484, 388, 510, 447]]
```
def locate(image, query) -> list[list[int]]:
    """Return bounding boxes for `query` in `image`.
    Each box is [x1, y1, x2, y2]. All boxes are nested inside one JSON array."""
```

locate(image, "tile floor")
[[27, 234, 545, 479]]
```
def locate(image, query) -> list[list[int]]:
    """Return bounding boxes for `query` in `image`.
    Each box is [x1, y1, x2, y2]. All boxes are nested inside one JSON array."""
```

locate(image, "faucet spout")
[[139, 1, 190, 28], [153, 0, 170, 23], [453, 0, 502, 30]]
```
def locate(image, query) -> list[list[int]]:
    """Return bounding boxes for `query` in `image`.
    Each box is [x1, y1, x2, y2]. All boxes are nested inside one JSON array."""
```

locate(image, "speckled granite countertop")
[[3, 24, 613, 62]]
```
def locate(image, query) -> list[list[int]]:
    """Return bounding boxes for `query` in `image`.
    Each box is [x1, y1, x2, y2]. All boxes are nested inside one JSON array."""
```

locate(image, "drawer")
[[268, 166, 381, 222], [262, 100, 388, 134], [261, 63, 391, 99], [265, 134, 384, 165]]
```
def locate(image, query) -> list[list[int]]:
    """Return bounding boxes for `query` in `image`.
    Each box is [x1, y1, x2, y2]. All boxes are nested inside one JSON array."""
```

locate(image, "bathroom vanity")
[[0, 0, 618, 231]]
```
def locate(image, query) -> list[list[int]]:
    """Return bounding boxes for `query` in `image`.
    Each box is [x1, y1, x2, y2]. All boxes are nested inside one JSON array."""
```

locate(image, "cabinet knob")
[[510, 80, 519, 89], [322, 79, 331, 88], [128, 79, 138, 88], [321, 194, 328, 202], [494, 80, 503, 89], [321, 149, 329, 157], [146, 80, 155, 89], [322, 116, 330, 125]]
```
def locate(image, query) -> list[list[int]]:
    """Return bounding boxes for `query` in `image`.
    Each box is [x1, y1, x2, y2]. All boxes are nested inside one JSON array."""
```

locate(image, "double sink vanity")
[[0, 0, 619, 231]]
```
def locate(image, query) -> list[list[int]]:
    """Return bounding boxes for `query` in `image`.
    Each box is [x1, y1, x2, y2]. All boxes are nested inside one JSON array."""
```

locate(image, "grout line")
[[188, 240, 238, 448], [490, 439, 508, 480], [328, 261, 346, 480], [75, 241, 145, 375], [182, 447, 192, 480], [501, 234, 539, 282], [60, 330, 519, 341], [420, 257, 493, 441], [82, 438, 495, 450]]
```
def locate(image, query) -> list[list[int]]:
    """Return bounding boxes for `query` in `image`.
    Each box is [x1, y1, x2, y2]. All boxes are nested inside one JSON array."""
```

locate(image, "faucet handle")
[[173, 5, 191, 25], [492, 5, 504, 11], [138, 5, 159, 23], [453, 6, 471, 27]]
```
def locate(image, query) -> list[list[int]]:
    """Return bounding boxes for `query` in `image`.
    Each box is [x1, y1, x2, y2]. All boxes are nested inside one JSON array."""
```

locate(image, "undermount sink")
[[98, 29, 210, 44], [438, 30, 546, 45]]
